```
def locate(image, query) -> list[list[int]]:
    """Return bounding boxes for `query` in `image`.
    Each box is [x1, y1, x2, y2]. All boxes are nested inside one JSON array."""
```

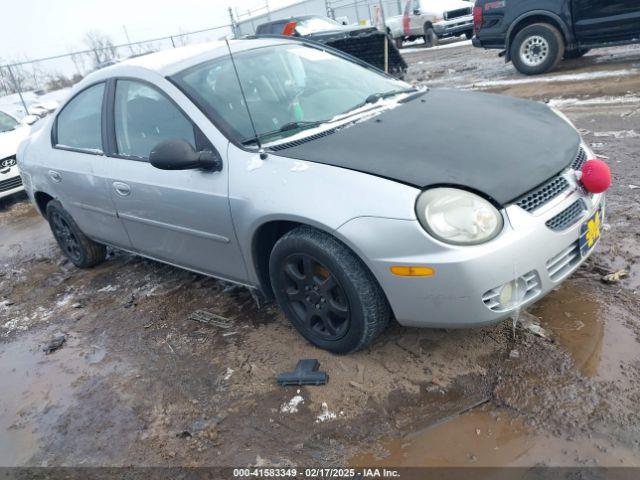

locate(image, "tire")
[[465, 30, 473, 40], [46, 200, 106, 268], [423, 26, 439, 48], [269, 226, 390, 354], [510, 23, 565, 75], [394, 37, 403, 49], [564, 48, 590, 60]]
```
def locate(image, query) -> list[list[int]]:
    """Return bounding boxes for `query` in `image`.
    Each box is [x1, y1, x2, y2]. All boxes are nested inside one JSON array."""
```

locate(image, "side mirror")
[[22, 114, 40, 126], [413, 8, 420, 15], [149, 139, 223, 172]]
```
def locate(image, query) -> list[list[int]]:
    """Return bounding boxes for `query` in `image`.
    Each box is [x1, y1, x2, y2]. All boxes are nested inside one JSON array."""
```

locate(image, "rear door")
[[49, 82, 132, 248], [572, 0, 640, 42], [100, 77, 247, 282]]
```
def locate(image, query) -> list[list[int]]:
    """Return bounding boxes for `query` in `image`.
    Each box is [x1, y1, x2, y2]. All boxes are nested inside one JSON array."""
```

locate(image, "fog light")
[[497, 278, 528, 309]]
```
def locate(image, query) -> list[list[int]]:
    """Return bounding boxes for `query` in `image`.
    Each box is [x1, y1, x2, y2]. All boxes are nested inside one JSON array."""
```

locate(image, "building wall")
[[235, 0, 405, 36]]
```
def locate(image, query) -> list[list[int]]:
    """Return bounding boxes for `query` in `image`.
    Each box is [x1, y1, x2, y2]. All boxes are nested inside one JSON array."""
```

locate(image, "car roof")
[[76, 37, 294, 86]]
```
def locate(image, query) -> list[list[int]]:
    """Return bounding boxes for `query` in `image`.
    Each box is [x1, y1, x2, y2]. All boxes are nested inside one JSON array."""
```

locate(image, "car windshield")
[[295, 16, 343, 35], [173, 43, 408, 145], [0, 111, 19, 133]]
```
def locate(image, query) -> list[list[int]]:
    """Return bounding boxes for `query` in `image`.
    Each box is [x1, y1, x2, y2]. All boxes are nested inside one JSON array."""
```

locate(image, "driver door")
[[97, 77, 248, 283]]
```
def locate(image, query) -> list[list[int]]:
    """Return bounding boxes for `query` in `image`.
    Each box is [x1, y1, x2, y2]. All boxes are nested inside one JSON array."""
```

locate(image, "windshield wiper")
[[338, 87, 419, 118], [242, 120, 325, 146]]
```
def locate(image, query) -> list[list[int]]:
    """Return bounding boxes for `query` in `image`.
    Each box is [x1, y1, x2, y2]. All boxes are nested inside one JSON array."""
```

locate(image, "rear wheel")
[[564, 48, 590, 59], [511, 23, 564, 75], [46, 200, 106, 268], [269, 227, 390, 354], [423, 26, 439, 48]]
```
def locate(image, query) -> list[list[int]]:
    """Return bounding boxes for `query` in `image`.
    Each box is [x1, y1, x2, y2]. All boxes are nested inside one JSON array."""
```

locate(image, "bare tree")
[[83, 30, 117, 68]]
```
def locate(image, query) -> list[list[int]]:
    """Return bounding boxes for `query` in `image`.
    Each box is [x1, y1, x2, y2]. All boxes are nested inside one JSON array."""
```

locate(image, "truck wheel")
[[395, 37, 403, 49], [424, 26, 439, 48], [465, 30, 473, 40], [511, 23, 564, 75], [46, 200, 107, 268], [269, 226, 390, 354], [564, 48, 590, 59]]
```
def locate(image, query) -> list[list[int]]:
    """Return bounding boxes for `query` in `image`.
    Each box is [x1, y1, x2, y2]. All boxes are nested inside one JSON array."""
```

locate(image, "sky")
[[1, 0, 283, 62]]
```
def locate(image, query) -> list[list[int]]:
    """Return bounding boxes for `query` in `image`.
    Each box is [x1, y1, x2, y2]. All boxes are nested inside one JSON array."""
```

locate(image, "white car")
[[391, 0, 475, 47], [0, 111, 32, 200]]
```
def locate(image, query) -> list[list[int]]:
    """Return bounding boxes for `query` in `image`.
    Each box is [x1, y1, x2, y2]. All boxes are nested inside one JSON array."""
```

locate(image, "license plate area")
[[579, 207, 604, 256]]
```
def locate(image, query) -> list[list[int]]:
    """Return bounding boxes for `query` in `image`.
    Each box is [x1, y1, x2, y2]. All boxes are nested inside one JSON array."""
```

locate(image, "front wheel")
[[510, 23, 564, 75], [269, 227, 390, 354], [465, 30, 473, 40], [47, 200, 106, 268]]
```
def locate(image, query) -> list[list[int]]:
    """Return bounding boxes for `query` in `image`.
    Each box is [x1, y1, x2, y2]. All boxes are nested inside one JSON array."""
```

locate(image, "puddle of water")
[[0, 211, 52, 262], [531, 283, 638, 381], [0, 332, 107, 466], [352, 408, 639, 468]]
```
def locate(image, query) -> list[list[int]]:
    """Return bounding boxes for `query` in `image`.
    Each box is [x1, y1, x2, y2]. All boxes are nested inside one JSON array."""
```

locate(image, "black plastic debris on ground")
[[43, 334, 66, 354], [277, 359, 328, 386]]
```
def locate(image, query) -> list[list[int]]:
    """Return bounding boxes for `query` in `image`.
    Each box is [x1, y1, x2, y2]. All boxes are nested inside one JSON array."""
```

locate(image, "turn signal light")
[[390, 266, 435, 277]]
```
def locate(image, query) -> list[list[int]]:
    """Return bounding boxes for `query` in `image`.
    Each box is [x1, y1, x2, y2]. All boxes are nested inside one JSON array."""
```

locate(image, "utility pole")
[[6, 65, 29, 116], [122, 26, 135, 55], [228, 7, 237, 38], [266, 0, 271, 21]]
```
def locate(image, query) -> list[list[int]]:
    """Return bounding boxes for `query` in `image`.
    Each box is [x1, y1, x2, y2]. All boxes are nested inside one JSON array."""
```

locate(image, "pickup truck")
[[473, 0, 640, 75], [392, 0, 475, 48]]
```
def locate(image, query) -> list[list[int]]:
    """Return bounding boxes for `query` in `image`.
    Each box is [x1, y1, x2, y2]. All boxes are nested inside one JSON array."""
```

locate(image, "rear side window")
[[114, 80, 196, 159], [56, 83, 105, 152]]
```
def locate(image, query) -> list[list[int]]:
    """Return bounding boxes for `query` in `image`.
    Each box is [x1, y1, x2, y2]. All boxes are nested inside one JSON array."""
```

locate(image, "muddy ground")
[[1, 40, 640, 474]]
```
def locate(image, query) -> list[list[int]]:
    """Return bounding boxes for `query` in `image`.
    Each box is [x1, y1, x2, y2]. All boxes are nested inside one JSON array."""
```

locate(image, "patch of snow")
[[469, 69, 638, 88], [98, 285, 118, 293], [247, 157, 265, 172], [315, 402, 337, 423], [290, 161, 309, 172], [281, 395, 304, 414], [593, 130, 639, 139], [223, 368, 234, 381], [2, 317, 29, 335], [402, 39, 472, 54], [548, 96, 640, 108], [56, 293, 74, 307]]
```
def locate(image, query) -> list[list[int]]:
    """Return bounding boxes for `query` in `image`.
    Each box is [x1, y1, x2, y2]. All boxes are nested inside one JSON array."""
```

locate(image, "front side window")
[[0, 111, 19, 133], [172, 44, 406, 145], [114, 80, 196, 159], [56, 83, 105, 151]]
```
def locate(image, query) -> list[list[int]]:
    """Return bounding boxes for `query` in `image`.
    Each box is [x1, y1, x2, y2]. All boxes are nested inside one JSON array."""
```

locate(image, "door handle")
[[48, 170, 62, 183], [113, 182, 131, 197]]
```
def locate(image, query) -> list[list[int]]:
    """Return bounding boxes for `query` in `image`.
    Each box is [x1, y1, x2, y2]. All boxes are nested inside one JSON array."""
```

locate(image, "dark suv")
[[472, 0, 640, 75]]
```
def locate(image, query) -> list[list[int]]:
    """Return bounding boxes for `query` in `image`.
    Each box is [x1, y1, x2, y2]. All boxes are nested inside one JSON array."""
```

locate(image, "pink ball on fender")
[[580, 159, 611, 194]]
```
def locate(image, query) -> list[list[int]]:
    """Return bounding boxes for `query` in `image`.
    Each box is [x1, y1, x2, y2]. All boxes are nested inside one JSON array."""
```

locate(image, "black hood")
[[273, 90, 581, 206]]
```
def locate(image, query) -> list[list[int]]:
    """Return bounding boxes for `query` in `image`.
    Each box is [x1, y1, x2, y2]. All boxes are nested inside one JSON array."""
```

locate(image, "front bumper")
[[338, 163, 604, 328], [0, 165, 24, 200], [433, 15, 473, 37]]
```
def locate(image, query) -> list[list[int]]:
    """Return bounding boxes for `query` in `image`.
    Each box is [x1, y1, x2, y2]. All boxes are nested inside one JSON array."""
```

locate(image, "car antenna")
[[224, 38, 267, 160]]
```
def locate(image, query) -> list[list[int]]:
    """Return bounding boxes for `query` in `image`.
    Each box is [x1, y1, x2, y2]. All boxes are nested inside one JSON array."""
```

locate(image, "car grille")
[[515, 175, 570, 213], [0, 175, 22, 192], [545, 199, 587, 231], [445, 7, 472, 20], [546, 241, 581, 282], [482, 271, 541, 312], [570, 147, 587, 171]]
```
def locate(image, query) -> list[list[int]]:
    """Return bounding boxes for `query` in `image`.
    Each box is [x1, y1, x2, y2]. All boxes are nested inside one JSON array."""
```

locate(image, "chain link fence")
[[0, 23, 232, 117]]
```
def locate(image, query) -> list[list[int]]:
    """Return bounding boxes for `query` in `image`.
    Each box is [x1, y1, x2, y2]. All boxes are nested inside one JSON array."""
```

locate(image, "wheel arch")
[[506, 11, 573, 61], [33, 191, 55, 217], [249, 217, 390, 307]]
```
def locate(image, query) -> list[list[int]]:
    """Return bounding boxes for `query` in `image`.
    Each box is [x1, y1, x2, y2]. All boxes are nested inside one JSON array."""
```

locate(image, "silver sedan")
[[17, 37, 605, 353]]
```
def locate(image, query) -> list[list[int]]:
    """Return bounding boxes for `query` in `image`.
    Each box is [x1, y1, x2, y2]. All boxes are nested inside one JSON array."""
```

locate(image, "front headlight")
[[416, 188, 503, 245]]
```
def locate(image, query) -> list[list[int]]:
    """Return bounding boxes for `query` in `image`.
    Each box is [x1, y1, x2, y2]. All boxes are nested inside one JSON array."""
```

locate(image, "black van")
[[472, 0, 640, 74]]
